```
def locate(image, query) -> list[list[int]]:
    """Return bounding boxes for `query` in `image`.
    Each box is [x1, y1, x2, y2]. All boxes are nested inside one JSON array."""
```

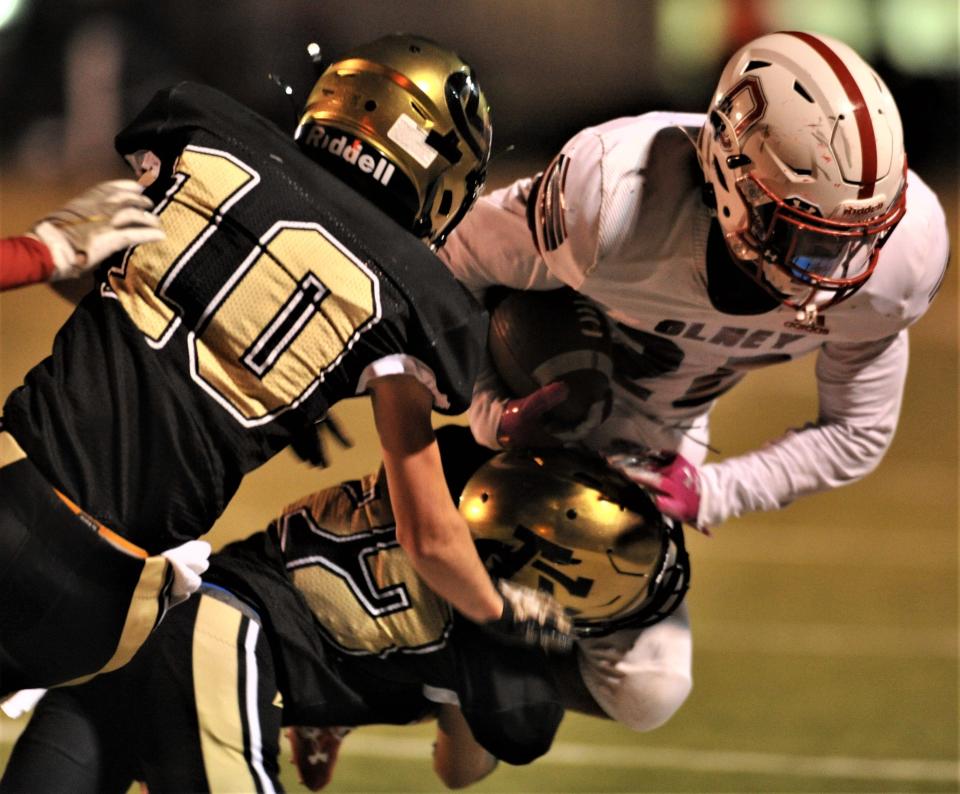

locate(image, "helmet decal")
[[713, 74, 767, 152], [475, 524, 595, 599], [444, 70, 488, 160]]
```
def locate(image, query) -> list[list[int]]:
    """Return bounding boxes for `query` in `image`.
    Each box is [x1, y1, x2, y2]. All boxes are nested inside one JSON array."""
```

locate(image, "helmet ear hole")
[[364, 100, 377, 111]]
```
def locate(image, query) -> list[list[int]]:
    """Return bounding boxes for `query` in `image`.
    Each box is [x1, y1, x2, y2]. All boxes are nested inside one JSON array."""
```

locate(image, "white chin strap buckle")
[[795, 304, 819, 324]]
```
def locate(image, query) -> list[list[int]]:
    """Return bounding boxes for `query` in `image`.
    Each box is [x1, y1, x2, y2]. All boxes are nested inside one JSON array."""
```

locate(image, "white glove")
[[160, 539, 211, 608], [483, 579, 575, 653], [30, 179, 165, 280], [0, 689, 47, 719]]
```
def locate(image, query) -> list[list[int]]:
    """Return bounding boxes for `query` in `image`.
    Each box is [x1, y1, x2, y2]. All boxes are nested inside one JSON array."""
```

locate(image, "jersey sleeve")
[[394, 275, 490, 416], [448, 125, 605, 295], [697, 331, 909, 526], [0, 236, 54, 290], [356, 353, 457, 411], [114, 82, 258, 174], [438, 178, 563, 298], [868, 170, 951, 328], [527, 130, 606, 289], [114, 84, 190, 168]]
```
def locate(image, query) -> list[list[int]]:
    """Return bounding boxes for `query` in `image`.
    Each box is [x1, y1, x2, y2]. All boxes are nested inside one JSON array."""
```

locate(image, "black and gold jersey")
[[280, 469, 455, 659], [2, 83, 486, 553], [208, 428, 561, 765]]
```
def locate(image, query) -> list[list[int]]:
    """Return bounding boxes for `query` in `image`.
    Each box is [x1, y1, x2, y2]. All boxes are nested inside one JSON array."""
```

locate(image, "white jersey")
[[440, 112, 950, 527]]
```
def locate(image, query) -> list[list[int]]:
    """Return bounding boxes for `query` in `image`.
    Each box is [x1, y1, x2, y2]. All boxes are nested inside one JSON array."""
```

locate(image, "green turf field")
[[1, 170, 957, 792]]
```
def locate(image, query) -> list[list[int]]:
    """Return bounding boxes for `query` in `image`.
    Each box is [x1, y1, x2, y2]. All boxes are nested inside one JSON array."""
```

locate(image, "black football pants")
[[0, 440, 169, 695], [1, 589, 283, 794]]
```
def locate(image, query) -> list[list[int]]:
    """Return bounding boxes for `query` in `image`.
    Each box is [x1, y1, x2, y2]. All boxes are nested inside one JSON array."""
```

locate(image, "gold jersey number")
[[281, 480, 453, 657], [108, 145, 381, 426]]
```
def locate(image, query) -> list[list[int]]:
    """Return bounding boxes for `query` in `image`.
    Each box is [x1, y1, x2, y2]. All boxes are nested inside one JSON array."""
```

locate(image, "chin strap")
[[795, 303, 819, 325]]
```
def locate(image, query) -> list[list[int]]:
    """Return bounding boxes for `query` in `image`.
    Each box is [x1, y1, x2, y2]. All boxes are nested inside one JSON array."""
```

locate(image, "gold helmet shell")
[[460, 449, 690, 637], [295, 34, 492, 248]]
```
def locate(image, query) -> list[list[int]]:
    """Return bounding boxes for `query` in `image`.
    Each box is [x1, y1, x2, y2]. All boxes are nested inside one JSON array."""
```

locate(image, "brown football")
[[488, 288, 613, 430]]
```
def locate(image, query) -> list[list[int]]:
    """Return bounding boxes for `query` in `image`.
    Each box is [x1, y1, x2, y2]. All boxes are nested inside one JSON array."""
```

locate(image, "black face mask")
[[704, 220, 781, 316]]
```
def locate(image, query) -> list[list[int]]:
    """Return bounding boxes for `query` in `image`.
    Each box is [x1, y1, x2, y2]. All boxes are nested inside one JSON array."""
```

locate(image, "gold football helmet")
[[460, 449, 690, 637], [295, 34, 492, 248]]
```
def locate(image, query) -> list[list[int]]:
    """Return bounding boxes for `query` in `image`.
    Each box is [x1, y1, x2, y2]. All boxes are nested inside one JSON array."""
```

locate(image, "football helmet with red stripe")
[[698, 31, 906, 317]]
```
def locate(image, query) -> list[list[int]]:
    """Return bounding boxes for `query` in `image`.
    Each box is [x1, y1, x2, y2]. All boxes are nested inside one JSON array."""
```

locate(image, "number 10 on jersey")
[[108, 145, 381, 426]]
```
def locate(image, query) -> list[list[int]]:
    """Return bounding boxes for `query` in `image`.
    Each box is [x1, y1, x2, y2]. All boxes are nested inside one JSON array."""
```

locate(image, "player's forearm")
[[396, 511, 502, 623], [397, 526, 503, 623], [698, 334, 907, 526], [699, 420, 895, 524], [370, 374, 502, 624]]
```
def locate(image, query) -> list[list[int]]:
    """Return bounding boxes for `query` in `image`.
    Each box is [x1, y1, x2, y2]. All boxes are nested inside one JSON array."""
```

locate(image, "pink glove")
[[496, 381, 570, 449], [610, 451, 709, 533]]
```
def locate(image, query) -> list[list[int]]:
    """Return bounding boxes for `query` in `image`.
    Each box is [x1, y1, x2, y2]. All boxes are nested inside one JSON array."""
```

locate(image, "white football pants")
[[576, 601, 692, 731]]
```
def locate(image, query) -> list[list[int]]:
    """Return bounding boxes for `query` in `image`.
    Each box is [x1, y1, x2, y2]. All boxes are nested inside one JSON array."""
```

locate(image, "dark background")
[[0, 0, 956, 186]]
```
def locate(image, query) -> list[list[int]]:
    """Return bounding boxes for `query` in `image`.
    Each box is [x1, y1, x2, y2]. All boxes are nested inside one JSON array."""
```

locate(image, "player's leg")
[[0, 442, 171, 694], [0, 685, 136, 794], [550, 602, 693, 731], [136, 588, 284, 793]]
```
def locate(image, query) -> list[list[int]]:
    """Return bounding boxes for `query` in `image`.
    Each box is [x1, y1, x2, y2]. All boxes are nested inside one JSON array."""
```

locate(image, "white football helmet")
[[698, 31, 907, 316]]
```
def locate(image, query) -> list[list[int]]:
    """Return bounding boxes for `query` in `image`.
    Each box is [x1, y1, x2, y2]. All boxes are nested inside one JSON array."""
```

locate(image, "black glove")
[[483, 579, 575, 653], [289, 415, 353, 467]]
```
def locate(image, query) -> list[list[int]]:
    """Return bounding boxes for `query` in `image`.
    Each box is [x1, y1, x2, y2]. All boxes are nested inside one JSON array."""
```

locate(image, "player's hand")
[[160, 539, 212, 608], [496, 381, 570, 449], [609, 450, 709, 533], [482, 579, 575, 653], [0, 689, 47, 719], [30, 179, 164, 280], [289, 415, 354, 468]]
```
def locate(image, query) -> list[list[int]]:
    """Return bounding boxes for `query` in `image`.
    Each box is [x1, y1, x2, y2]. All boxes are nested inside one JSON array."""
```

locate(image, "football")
[[487, 287, 614, 433]]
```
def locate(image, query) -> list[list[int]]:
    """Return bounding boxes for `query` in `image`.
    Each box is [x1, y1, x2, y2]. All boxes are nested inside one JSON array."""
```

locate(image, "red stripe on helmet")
[[785, 31, 877, 199]]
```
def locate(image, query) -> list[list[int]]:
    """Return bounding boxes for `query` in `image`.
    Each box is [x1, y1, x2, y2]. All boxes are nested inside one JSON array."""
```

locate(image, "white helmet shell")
[[698, 31, 907, 312]]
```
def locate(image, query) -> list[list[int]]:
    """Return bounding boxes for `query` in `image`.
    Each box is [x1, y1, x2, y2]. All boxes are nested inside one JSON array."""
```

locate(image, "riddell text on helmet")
[[300, 125, 396, 186]]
